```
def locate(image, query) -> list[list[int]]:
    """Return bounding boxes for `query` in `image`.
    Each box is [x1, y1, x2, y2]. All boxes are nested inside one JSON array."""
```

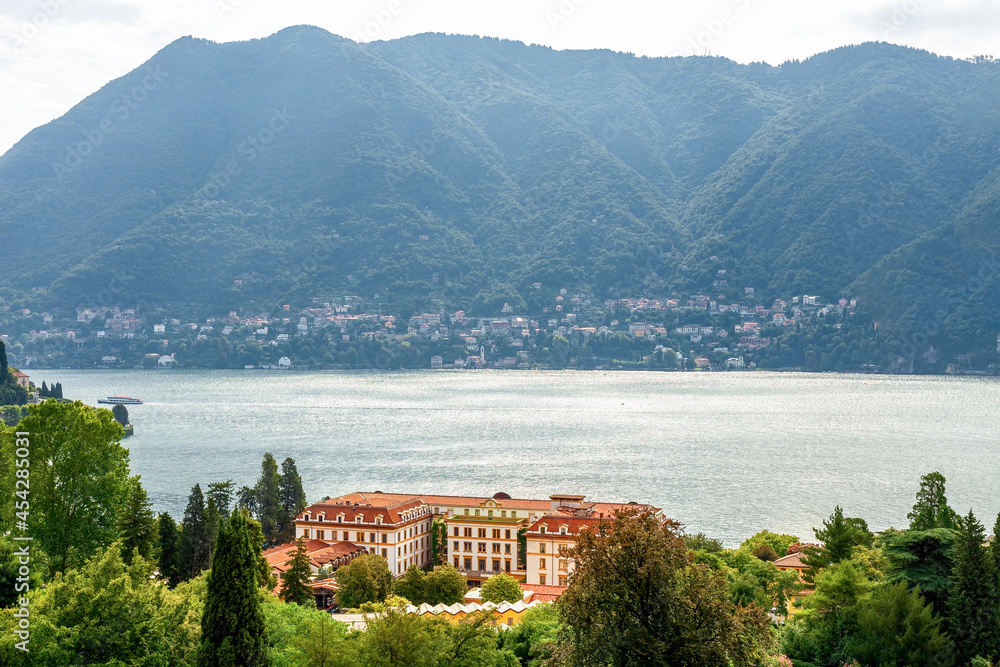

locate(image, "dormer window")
[[337, 514, 344, 523], [356, 516, 363, 524], [540, 526, 546, 535], [375, 516, 382, 525], [304, 514, 311, 522], [560, 526, 568, 535]]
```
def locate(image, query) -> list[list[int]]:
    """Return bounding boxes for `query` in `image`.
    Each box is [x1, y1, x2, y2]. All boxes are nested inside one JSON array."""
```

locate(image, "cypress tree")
[[280, 539, 315, 606], [181, 484, 211, 580], [40, 381, 48, 397], [54, 382, 63, 399], [277, 457, 306, 543], [157, 512, 183, 586], [0, 340, 7, 382], [908, 471, 960, 530], [198, 510, 271, 667], [118, 478, 157, 564], [949, 509, 999, 664], [255, 453, 280, 543], [206, 496, 221, 565]]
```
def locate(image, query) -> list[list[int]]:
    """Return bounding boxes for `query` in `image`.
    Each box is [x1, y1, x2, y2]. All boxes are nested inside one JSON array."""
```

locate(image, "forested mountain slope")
[[1, 27, 998, 365]]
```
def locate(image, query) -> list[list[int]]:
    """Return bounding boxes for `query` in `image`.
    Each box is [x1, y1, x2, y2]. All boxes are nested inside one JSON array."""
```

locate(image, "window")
[[382, 534, 387, 543], [501, 511, 507, 517], [464, 527, 472, 537], [331, 530, 338, 541], [539, 543, 546, 554], [464, 542, 472, 552], [454, 527, 459, 537], [304, 514, 311, 521], [505, 544, 511, 554], [475, 510, 480, 516], [505, 530, 511, 539], [369, 533, 376, 543], [505, 560, 511, 572], [558, 545, 568, 556], [493, 559, 500, 572], [454, 557, 460, 568], [382, 548, 387, 558], [539, 574, 546, 585], [488, 510, 493, 517], [479, 558, 486, 571], [492, 529, 500, 539], [540, 526, 546, 535], [492, 543, 501, 554], [558, 559, 568, 571], [511, 511, 517, 518], [356, 532, 363, 542], [464, 509, 469, 515], [337, 515, 343, 523], [317, 530, 325, 540], [478, 542, 487, 553], [559, 576, 568, 586], [435, 507, 439, 514], [317, 514, 324, 522], [356, 516, 362, 523], [303, 528, 310, 538], [540, 558, 546, 570], [478, 528, 486, 538], [464, 557, 472, 569], [453, 541, 460, 551], [560, 526, 567, 535]]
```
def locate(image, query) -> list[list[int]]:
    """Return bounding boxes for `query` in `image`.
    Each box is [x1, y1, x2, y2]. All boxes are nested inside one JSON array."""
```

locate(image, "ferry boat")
[[97, 396, 143, 405]]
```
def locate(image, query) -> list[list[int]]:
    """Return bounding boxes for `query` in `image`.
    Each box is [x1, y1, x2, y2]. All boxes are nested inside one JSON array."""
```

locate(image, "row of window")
[[454, 557, 514, 573], [453, 541, 513, 555], [537, 574, 569, 586], [453, 527, 513, 539], [535, 544, 569, 555]]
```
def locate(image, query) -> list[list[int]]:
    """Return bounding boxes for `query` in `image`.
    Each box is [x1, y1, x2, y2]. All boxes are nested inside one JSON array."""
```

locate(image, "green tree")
[[883, 528, 957, 618], [198, 509, 272, 667], [111, 403, 129, 427], [208, 479, 235, 520], [0, 537, 43, 608], [180, 483, 211, 580], [277, 457, 306, 543], [14, 546, 201, 666], [281, 538, 316, 606], [206, 496, 221, 564], [499, 603, 560, 667], [255, 452, 281, 543], [1, 401, 130, 575], [392, 564, 428, 603], [557, 508, 776, 666], [118, 477, 157, 564], [431, 518, 449, 564], [237, 484, 258, 516], [335, 553, 392, 609], [845, 582, 952, 667], [424, 565, 467, 605], [803, 506, 873, 583], [359, 607, 445, 666], [247, 515, 277, 591], [481, 573, 523, 604], [0, 340, 7, 383], [157, 512, 184, 586], [908, 472, 960, 531], [949, 509, 999, 664]]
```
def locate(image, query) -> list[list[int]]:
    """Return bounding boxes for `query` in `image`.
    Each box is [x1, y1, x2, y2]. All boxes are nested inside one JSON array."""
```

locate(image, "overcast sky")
[[0, 0, 997, 155]]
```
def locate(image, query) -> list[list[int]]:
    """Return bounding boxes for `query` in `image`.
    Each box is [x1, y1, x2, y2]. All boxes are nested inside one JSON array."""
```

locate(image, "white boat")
[[97, 396, 143, 405]]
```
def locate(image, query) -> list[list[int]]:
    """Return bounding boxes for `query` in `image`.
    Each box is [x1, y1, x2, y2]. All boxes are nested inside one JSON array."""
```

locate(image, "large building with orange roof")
[[293, 490, 661, 587]]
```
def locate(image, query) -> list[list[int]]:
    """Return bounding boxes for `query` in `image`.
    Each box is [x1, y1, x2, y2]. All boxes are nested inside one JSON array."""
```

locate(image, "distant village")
[[0, 280, 879, 372]]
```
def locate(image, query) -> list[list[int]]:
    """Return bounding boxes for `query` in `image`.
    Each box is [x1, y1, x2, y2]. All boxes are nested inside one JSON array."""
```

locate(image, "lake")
[[25, 369, 1000, 546]]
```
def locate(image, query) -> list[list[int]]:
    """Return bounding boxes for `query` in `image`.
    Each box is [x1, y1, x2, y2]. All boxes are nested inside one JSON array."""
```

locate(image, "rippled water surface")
[[29, 369, 1000, 546]]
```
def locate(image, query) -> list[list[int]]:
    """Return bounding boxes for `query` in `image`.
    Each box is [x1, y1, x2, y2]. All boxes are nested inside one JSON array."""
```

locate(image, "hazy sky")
[[1, 0, 998, 155]]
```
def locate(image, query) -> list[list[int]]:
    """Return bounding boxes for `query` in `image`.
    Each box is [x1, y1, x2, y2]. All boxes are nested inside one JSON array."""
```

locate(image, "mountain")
[[1, 27, 998, 371]]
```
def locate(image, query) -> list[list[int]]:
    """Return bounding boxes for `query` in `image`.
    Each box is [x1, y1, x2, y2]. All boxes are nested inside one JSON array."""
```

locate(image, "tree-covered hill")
[[1, 28, 998, 364]]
